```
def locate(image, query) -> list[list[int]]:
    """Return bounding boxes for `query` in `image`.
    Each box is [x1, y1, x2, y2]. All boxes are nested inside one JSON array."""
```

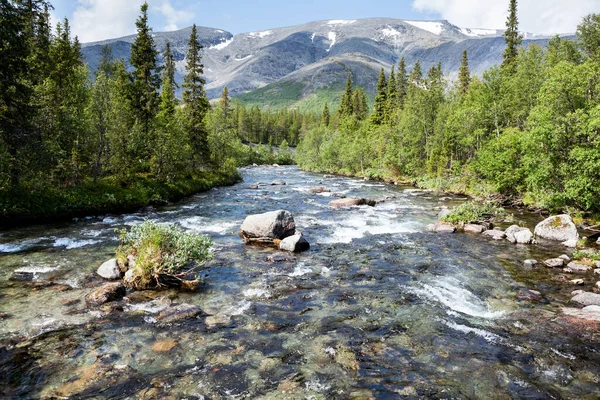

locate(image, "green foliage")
[[441, 201, 505, 224], [502, 0, 523, 72], [116, 220, 212, 289], [573, 249, 600, 262]]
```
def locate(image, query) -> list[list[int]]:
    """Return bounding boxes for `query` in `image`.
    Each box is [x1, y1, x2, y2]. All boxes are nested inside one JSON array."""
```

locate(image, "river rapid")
[[0, 166, 599, 399]]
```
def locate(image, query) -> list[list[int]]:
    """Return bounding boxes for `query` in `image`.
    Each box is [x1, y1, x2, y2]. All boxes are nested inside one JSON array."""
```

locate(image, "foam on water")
[[443, 320, 502, 343], [289, 262, 313, 277], [411, 276, 506, 319], [179, 216, 238, 234], [243, 288, 272, 299], [0, 243, 28, 253], [53, 238, 101, 249], [14, 266, 60, 274]]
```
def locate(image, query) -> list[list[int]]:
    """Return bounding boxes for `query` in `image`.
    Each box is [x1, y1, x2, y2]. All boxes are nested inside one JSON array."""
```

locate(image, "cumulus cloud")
[[412, 0, 600, 34], [71, 0, 194, 43]]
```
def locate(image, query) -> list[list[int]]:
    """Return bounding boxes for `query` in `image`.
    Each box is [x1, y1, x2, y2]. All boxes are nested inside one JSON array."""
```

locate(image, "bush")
[[116, 220, 213, 290], [573, 249, 600, 262], [442, 200, 505, 224]]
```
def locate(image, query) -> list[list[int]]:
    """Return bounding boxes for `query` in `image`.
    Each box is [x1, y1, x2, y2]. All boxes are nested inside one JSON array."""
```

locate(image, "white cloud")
[[412, 0, 600, 34], [71, 0, 194, 43]]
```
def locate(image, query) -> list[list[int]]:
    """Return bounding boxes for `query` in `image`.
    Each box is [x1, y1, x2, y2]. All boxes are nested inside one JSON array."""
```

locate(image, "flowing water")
[[1, 166, 599, 399]]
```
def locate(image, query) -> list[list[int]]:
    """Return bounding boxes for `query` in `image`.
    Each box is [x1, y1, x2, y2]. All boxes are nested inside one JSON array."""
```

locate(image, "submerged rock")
[[482, 229, 506, 240], [571, 292, 600, 307], [523, 259, 538, 267], [152, 339, 178, 352], [534, 215, 580, 242], [565, 262, 593, 274], [271, 180, 286, 186], [329, 198, 376, 208], [266, 253, 296, 263], [279, 234, 310, 253], [309, 186, 330, 194], [240, 210, 296, 242], [562, 305, 600, 322], [97, 259, 122, 280], [157, 304, 203, 323], [517, 289, 543, 301], [85, 282, 126, 306]]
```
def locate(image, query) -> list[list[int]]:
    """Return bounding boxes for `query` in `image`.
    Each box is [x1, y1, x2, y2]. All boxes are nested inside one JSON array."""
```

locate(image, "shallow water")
[[1, 166, 599, 399]]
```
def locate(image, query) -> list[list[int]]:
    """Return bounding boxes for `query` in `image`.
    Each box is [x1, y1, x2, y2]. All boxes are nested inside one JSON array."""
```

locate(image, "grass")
[[116, 220, 213, 290], [441, 200, 506, 225], [0, 169, 240, 227], [573, 249, 600, 262]]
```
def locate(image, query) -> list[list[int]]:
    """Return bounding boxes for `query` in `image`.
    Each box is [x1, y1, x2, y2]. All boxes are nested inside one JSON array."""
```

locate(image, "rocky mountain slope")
[[81, 18, 560, 110]]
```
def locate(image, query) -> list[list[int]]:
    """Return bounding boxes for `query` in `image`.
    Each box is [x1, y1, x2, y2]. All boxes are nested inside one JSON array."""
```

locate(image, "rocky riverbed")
[[1, 165, 599, 399]]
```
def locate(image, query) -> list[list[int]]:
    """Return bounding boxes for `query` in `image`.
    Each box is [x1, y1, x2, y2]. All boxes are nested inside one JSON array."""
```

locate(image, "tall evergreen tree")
[[97, 45, 116, 78], [410, 60, 423, 84], [396, 57, 408, 110], [182, 24, 210, 165], [130, 2, 161, 142], [458, 50, 471, 96], [352, 88, 369, 120], [322, 103, 330, 127], [219, 86, 231, 120], [371, 68, 388, 125], [339, 72, 354, 117], [502, 0, 523, 72], [387, 65, 398, 119], [163, 42, 178, 89]]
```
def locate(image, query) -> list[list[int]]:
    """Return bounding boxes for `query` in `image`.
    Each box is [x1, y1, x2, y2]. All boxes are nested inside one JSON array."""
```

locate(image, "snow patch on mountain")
[[249, 30, 273, 38], [405, 21, 445, 36], [327, 20, 356, 25], [327, 32, 337, 52], [460, 28, 498, 37], [381, 27, 402, 38], [210, 38, 233, 50]]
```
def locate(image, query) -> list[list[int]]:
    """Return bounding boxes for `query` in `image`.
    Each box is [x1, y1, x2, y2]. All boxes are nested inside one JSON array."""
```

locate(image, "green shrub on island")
[[116, 221, 213, 291], [442, 201, 506, 225], [573, 249, 600, 262]]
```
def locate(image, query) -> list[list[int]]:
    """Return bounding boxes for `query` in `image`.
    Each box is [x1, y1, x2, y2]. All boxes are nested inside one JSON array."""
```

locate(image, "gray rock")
[[559, 254, 571, 261], [279, 234, 310, 253], [85, 282, 126, 306], [566, 262, 593, 274], [309, 186, 330, 194], [329, 198, 376, 208], [562, 305, 600, 322], [517, 289, 543, 301], [331, 193, 346, 198], [505, 225, 534, 244], [437, 208, 452, 220], [157, 304, 203, 323], [266, 253, 296, 263], [97, 259, 122, 280], [572, 292, 600, 307], [523, 259, 538, 267], [464, 224, 486, 234], [545, 258, 565, 268], [571, 279, 585, 286], [433, 223, 457, 233], [572, 290, 585, 296], [562, 239, 578, 248], [534, 215, 580, 242], [594, 269, 600, 276], [271, 180, 286, 186], [240, 210, 296, 240], [482, 229, 506, 240]]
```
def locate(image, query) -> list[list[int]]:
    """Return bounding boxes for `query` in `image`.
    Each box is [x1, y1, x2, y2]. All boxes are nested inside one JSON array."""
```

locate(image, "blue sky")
[[49, 0, 600, 43]]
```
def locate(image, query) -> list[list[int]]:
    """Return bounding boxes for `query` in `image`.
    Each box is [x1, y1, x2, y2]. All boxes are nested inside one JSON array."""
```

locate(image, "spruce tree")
[[387, 65, 398, 119], [322, 103, 330, 127], [220, 86, 231, 120], [396, 57, 408, 109], [458, 50, 471, 96], [410, 60, 423, 84], [352, 88, 369, 120], [339, 71, 354, 117], [130, 2, 161, 141], [182, 24, 210, 165], [163, 42, 178, 89], [97, 45, 116, 78], [370, 68, 388, 125], [502, 0, 523, 72]]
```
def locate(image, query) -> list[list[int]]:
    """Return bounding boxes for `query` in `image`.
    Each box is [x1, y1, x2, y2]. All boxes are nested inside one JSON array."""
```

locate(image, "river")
[[1, 166, 599, 399]]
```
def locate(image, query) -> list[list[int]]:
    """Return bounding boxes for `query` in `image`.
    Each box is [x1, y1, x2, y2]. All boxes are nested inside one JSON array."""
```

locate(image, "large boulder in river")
[[240, 210, 296, 242], [505, 225, 534, 244], [279, 234, 310, 253], [534, 215, 579, 243], [97, 259, 122, 280], [329, 198, 376, 208], [85, 282, 126, 306]]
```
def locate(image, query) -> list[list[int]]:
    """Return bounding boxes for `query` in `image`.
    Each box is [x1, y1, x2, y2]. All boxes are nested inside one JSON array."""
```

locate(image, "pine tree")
[[130, 2, 161, 142], [182, 24, 210, 165], [322, 103, 330, 127], [410, 60, 423, 84], [458, 50, 471, 96], [339, 71, 354, 117], [371, 68, 388, 125], [396, 57, 408, 109], [502, 0, 523, 72], [387, 65, 398, 119], [163, 42, 178, 89], [352, 88, 369, 120]]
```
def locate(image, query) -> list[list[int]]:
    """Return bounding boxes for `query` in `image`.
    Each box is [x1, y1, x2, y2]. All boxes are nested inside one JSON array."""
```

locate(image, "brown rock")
[[152, 339, 178, 352], [464, 224, 486, 234], [157, 304, 203, 323], [85, 282, 126, 306], [329, 198, 376, 208]]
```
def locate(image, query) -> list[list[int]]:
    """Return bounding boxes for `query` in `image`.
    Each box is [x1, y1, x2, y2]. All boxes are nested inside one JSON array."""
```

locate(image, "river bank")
[[0, 169, 241, 228], [1, 166, 599, 398]]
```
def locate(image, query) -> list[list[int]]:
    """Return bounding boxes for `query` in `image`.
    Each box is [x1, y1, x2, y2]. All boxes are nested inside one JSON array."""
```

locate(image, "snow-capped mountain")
[[81, 18, 564, 106]]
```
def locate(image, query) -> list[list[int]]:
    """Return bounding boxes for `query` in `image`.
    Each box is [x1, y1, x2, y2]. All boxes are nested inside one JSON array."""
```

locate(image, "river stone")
[[524, 259, 538, 267], [266, 253, 296, 263], [437, 208, 452, 220], [240, 210, 296, 240], [534, 215, 580, 242], [560, 254, 571, 261], [571, 279, 585, 286], [279, 235, 310, 253], [594, 269, 600, 276], [566, 262, 593, 274], [271, 180, 286, 186], [329, 198, 376, 208], [562, 305, 600, 322], [482, 229, 506, 240], [433, 222, 456, 233], [505, 225, 534, 244], [464, 224, 486, 234], [85, 282, 126, 306], [157, 304, 203, 323], [309, 186, 330, 194], [571, 292, 600, 307], [97, 259, 122, 280], [562, 239, 579, 248], [545, 258, 565, 268]]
